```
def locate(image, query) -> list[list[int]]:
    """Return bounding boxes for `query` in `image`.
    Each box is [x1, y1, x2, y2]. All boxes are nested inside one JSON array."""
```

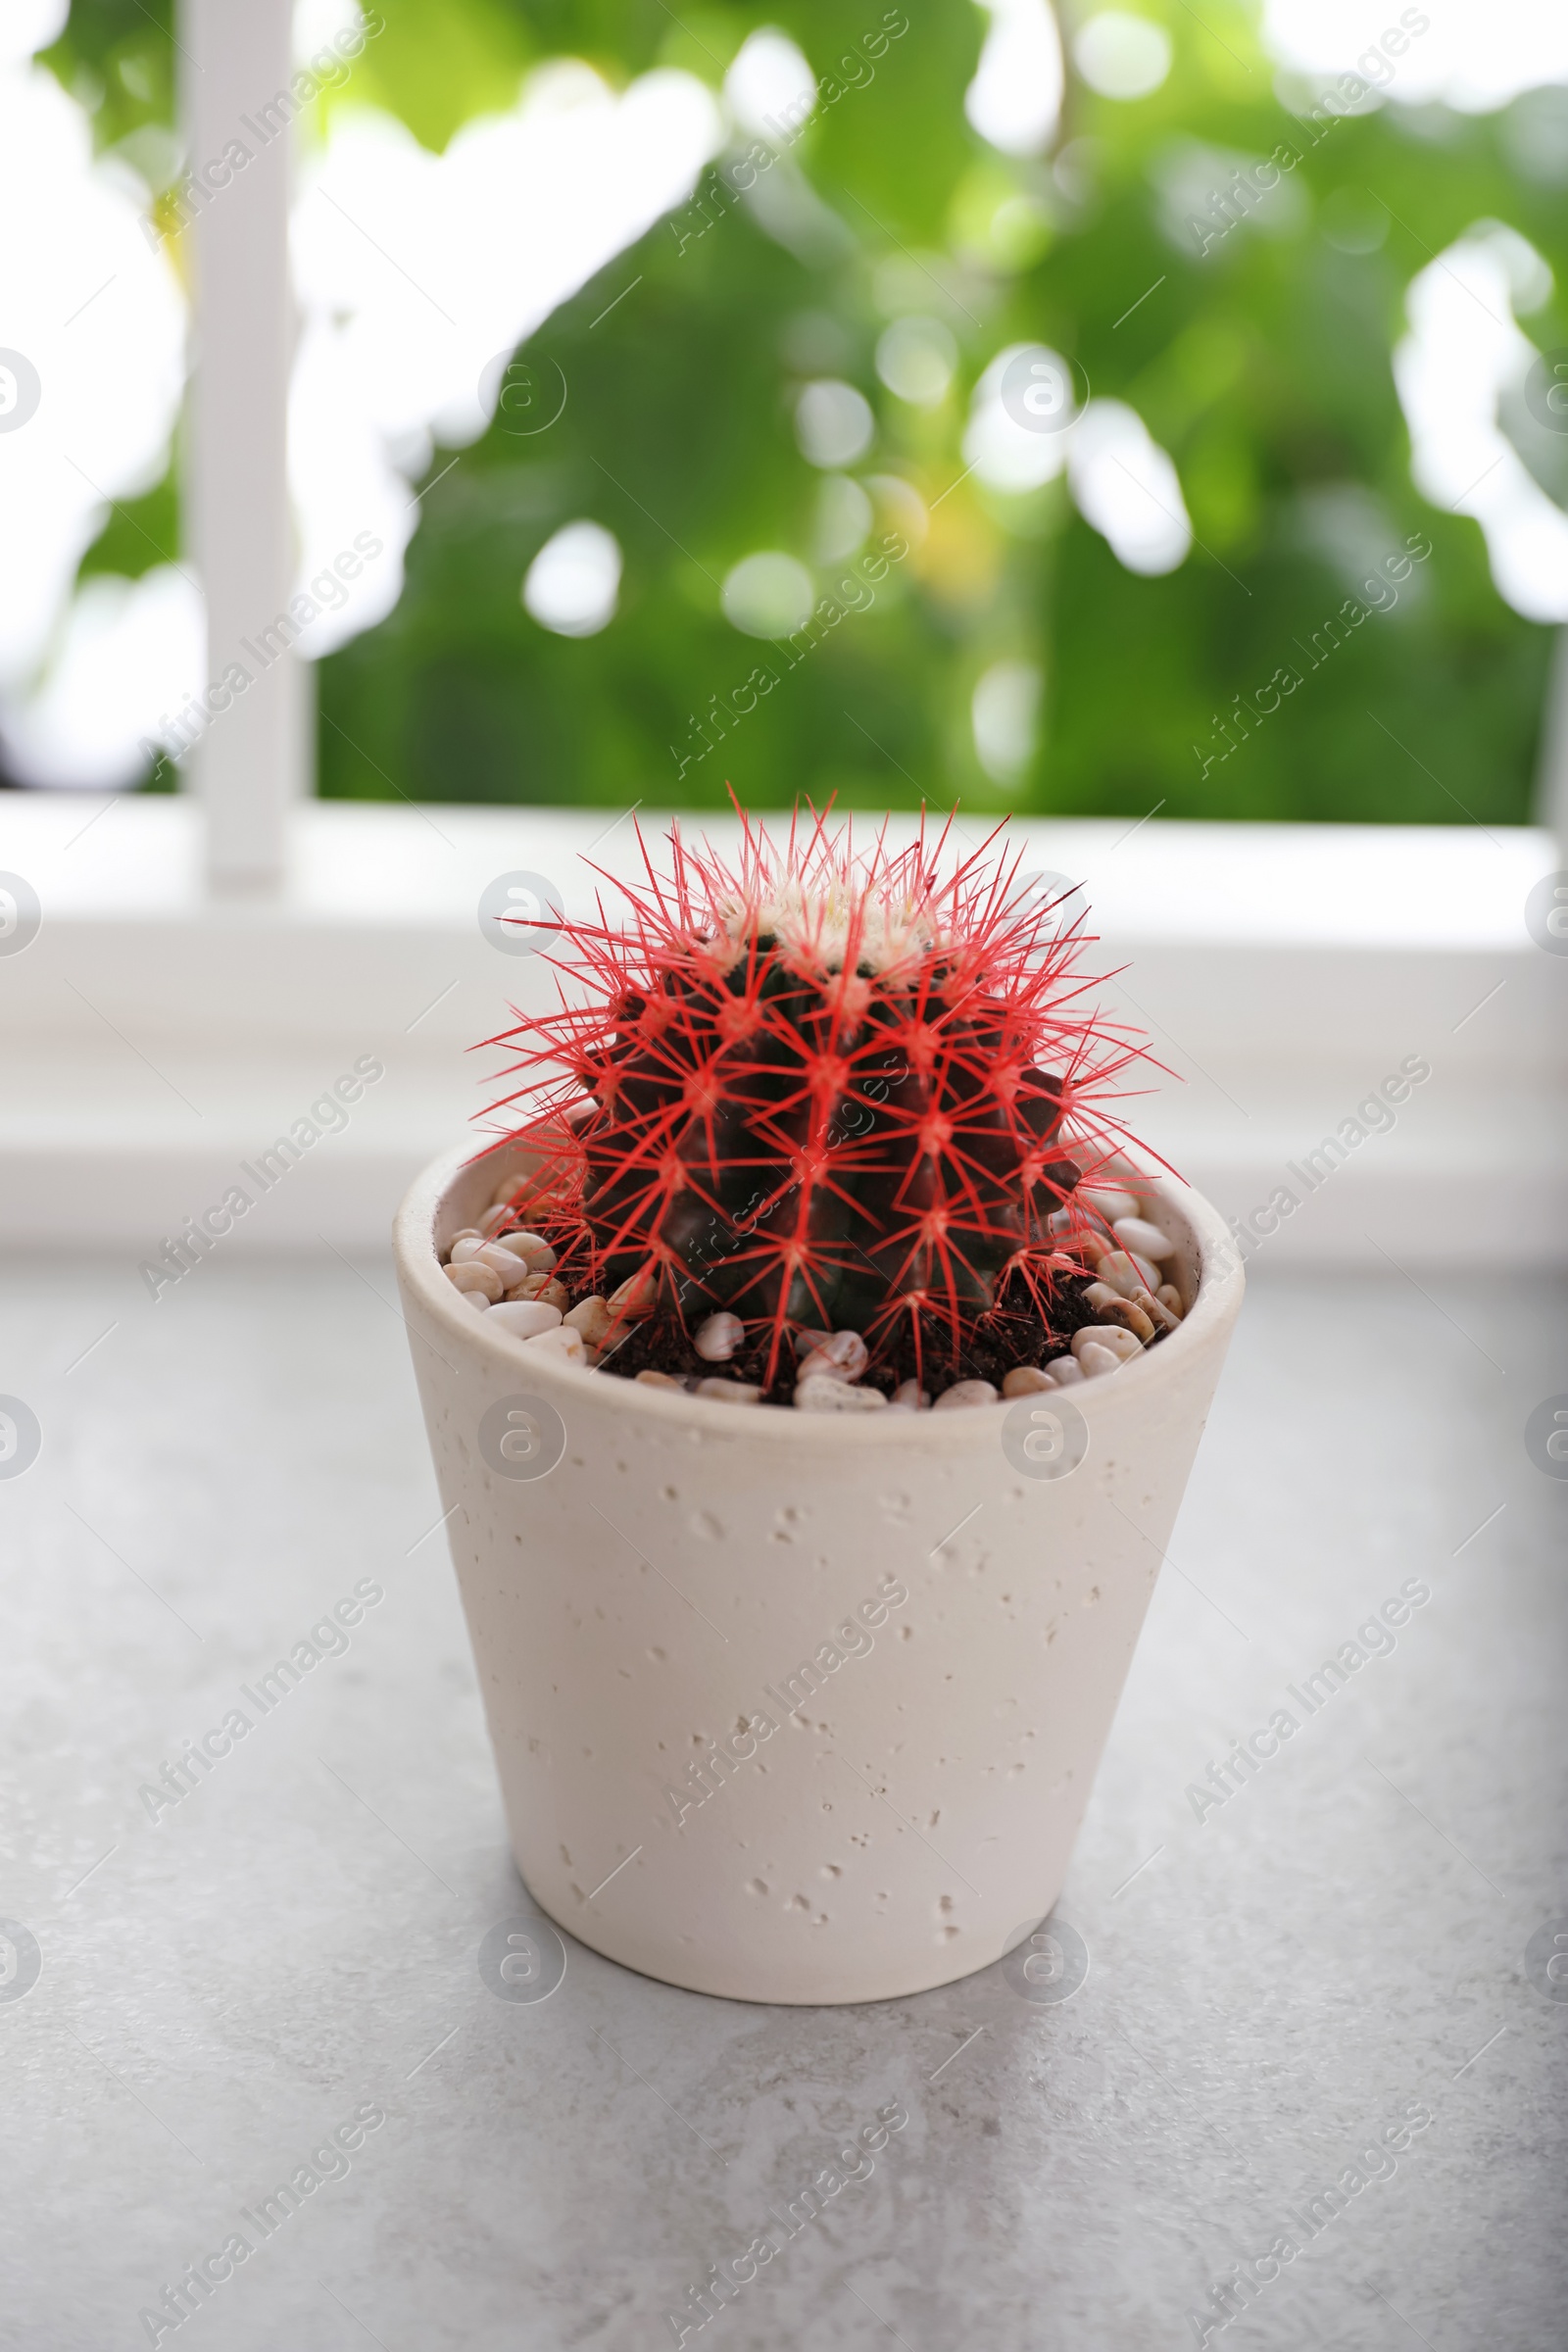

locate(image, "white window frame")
[[183, 0, 307, 891]]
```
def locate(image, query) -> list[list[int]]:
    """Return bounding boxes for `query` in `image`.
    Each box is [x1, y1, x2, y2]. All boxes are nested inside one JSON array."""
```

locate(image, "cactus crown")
[[486, 808, 1153, 1385]]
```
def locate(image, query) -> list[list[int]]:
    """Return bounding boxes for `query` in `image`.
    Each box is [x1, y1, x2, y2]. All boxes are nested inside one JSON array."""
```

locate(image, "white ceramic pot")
[[394, 1141, 1244, 2006]]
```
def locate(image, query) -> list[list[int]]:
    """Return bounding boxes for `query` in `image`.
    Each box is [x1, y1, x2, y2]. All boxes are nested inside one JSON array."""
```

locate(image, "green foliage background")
[[46, 0, 1568, 823]]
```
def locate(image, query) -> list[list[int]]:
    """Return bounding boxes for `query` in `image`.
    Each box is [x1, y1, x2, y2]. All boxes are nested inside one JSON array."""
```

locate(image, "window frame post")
[[180, 0, 308, 894]]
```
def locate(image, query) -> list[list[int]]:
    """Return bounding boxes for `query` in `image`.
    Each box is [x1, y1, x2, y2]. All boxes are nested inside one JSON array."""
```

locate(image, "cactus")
[[484, 809, 1152, 1386]]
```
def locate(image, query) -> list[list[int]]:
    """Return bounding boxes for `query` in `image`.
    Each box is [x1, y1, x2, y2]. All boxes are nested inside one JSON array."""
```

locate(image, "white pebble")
[[1088, 1251, 1135, 1298], [446, 1260, 503, 1301], [798, 1329, 869, 1379], [490, 1176, 542, 1211], [1071, 1323, 1143, 1364], [694, 1311, 746, 1362], [509, 1273, 568, 1311], [470, 1240, 526, 1280], [462, 1292, 490, 1313], [609, 1270, 659, 1318], [449, 1236, 489, 1263], [1156, 1283, 1185, 1320], [795, 1375, 887, 1413], [1077, 1341, 1124, 1379], [564, 1296, 612, 1346], [486, 1300, 564, 1340], [695, 1378, 763, 1404], [1083, 1284, 1155, 1343], [1043, 1356, 1085, 1387], [1002, 1365, 1054, 1398], [490, 1230, 558, 1270], [1112, 1215, 1174, 1262], [635, 1369, 684, 1390], [888, 1380, 930, 1410], [478, 1204, 514, 1237], [1080, 1186, 1139, 1222], [1094, 1250, 1156, 1300], [493, 1167, 548, 1206], [523, 1322, 584, 1360], [932, 1379, 999, 1410]]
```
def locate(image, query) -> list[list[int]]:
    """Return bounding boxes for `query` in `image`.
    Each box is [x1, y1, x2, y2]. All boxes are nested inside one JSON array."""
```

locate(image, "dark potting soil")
[[586, 1261, 1161, 1402]]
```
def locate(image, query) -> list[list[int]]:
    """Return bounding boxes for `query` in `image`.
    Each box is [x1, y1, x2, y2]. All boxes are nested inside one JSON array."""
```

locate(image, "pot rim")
[[393, 1138, 1244, 1447]]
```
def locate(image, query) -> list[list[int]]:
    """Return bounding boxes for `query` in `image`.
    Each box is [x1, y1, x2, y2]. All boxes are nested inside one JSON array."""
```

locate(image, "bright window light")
[[522, 520, 622, 637], [3, 0, 66, 69], [964, 344, 1077, 495], [1395, 224, 1568, 620], [293, 0, 363, 66], [0, 566, 202, 787], [1068, 400, 1192, 574], [811, 474, 873, 563], [288, 60, 724, 658], [1260, 0, 1568, 113], [795, 378, 875, 468], [0, 25, 723, 786], [972, 659, 1042, 782], [1073, 13, 1174, 101], [721, 552, 815, 638], [875, 316, 958, 407], [0, 37, 187, 782], [965, 0, 1064, 157], [723, 26, 817, 146]]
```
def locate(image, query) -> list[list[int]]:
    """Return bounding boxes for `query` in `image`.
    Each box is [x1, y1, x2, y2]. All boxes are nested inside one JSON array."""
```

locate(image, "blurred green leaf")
[[50, 0, 1568, 824]]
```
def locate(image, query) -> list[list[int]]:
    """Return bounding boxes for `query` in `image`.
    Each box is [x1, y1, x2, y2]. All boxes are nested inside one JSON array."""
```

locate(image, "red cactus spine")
[[483, 808, 1154, 1384]]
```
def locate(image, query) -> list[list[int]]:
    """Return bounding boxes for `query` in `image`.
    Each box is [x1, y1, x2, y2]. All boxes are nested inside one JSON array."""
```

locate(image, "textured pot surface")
[[394, 1143, 1244, 2005]]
